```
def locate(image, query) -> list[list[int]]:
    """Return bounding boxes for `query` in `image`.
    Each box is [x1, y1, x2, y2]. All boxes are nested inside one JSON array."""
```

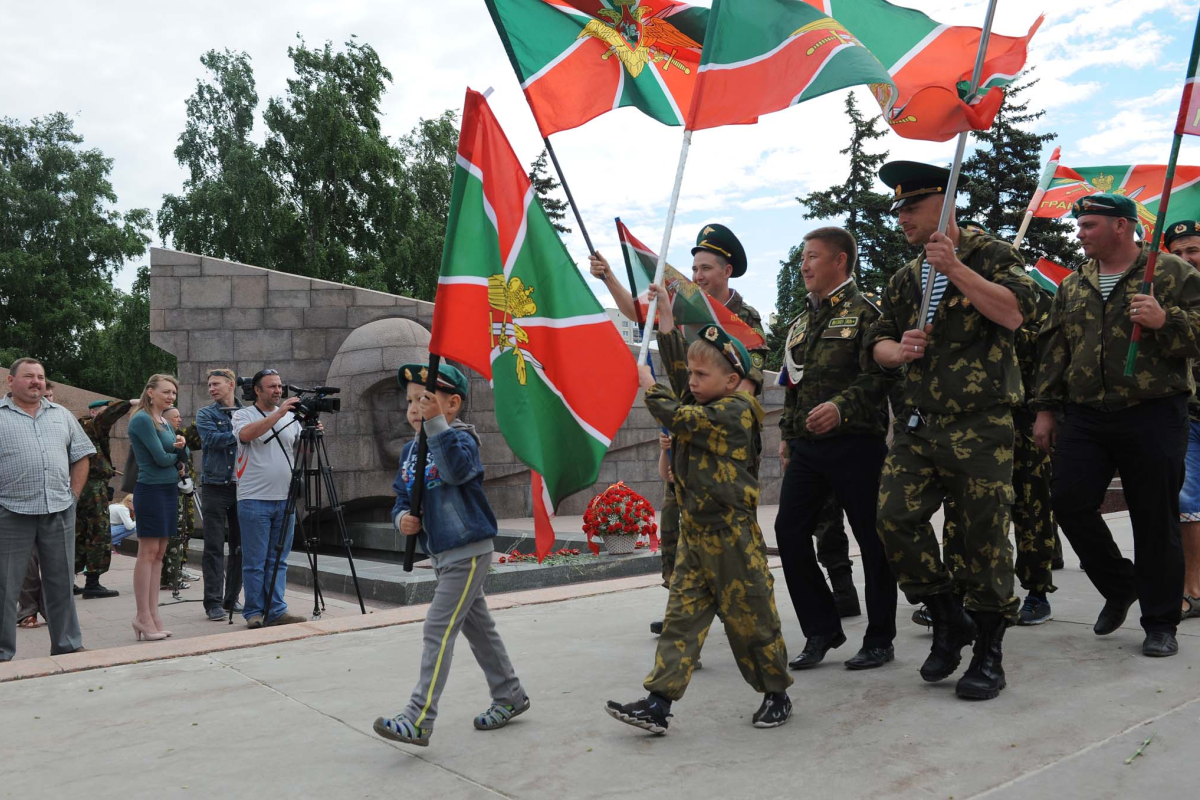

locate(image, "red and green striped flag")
[[616, 218, 765, 351], [430, 88, 639, 560], [1029, 257, 1071, 294], [485, 0, 707, 136], [1179, 21, 1200, 137], [1033, 163, 1200, 246], [687, 0, 895, 131], [803, 1, 1043, 142]]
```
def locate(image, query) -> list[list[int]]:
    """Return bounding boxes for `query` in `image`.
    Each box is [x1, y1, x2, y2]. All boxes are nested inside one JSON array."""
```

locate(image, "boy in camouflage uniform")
[[606, 303, 792, 734], [1034, 194, 1200, 658], [866, 161, 1038, 701], [75, 398, 134, 599]]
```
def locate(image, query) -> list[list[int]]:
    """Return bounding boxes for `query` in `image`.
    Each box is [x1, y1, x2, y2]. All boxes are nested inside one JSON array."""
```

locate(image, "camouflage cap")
[[1165, 220, 1200, 249], [87, 399, 111, 409], [1070, 192, 1138, 221], [691, 223, 748, 278], [397, 362, 469, 398], [695, 324, 752, 380], [879, 160, 950, 212]]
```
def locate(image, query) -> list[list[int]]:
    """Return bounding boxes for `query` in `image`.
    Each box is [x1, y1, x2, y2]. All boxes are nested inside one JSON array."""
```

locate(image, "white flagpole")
[[1012, 146, 1060, 249], [637, 128, 693, 365], [918, 0, 1000, 327]]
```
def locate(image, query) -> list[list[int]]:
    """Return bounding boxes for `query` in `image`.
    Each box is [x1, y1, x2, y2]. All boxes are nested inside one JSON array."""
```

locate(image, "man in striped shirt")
[[866, 161, 1038, 701]]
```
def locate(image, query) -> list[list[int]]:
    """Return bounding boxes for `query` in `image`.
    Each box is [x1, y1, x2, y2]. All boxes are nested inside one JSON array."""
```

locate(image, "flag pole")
[[403, 354, 443, 572], [638, 129, 693, 365], [918, 0, 999, 327], [1013, 146, 1061, 250], [1125, 11, 1200, 376], [542, 136, 597, 256]]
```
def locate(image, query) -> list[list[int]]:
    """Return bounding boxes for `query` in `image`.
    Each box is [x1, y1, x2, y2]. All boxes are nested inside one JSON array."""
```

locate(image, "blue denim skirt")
[[133, 482, 178, 539]]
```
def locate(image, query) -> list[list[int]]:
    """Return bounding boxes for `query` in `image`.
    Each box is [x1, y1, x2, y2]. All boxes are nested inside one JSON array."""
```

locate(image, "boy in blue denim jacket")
[[373, 363, 529, 748]]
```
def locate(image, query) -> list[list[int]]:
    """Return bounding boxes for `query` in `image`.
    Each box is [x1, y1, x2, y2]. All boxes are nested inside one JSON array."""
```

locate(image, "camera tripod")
[[262, 422, 366, 621]]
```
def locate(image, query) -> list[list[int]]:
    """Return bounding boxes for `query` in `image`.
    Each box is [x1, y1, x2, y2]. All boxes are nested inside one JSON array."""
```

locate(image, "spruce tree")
[[528, 148, 571, 234], [960, 76, 1080, 267]]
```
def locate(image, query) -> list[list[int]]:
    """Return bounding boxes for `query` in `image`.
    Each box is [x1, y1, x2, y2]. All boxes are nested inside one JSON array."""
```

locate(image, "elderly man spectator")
[[0, 358, 95, 661]]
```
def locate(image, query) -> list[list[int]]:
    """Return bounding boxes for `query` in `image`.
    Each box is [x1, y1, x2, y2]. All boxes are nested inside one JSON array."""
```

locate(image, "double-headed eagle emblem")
[[577, 0, 701, 78], [489, 274, 542, 386]]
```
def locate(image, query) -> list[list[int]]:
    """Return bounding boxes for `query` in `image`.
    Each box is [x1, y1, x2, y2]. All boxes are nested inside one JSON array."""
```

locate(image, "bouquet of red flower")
[[582, 481, 658, 555]]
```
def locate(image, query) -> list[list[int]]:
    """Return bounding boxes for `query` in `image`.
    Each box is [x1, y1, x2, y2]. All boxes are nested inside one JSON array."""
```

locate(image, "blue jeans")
[[238, 499, 294, 622], [1181, 420, 1200, 522], [110, 524, 136, 548]]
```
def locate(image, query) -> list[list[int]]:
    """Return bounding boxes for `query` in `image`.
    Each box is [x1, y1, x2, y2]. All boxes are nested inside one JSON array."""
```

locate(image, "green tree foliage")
[[0, 113, 151, 381], [158, 50, 289, 269], [960, 77, 1080, 268], [528, 148, 571, 234], [78, 267, 176, 398]]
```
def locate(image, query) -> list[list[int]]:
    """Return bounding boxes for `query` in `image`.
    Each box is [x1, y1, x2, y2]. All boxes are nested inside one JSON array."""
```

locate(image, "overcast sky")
[[2, 0, 1197, 327]]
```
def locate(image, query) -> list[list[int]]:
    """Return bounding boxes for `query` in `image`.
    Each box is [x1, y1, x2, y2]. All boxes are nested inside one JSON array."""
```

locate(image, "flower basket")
[[582, 482, 658, 556]]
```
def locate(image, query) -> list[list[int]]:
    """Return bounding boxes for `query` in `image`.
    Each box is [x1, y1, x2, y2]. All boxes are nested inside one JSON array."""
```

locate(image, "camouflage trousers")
[[813, 496, 851, 575], [644, 517, 792, 701], [943, 411, 1061, 594], [659, 484, 682, 587], [878, 408, 1019, 620], [160, 492, 194, 588], [74, 479, 112, 576]]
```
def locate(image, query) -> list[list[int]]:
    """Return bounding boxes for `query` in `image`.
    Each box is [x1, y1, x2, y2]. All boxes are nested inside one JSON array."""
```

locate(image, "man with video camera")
[[231, 369, 308, 629]]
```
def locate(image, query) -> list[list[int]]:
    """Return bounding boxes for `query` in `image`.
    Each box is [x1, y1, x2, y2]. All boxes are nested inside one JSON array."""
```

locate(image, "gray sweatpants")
[[403, 553, 524, 730], [0, 506, 83, 661]]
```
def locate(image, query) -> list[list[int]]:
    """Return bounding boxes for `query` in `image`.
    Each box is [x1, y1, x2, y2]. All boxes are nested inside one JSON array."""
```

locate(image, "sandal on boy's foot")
[[474, 697, 531, 731], [752, 692, 792, 728], [604, 696, 670, 734], [1183, 596, 1200, 620], [373, 714, 430, 747]]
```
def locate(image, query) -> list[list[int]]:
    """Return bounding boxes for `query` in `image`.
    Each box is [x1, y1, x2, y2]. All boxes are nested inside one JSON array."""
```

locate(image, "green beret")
[[1070, 192, 1138, 221], [960, 219, 992, 236], [692, 223, 747, 278], [695, 324, 753, 380], [1165, 220, 1200, 249], [879, 161, 950, 212], [397, 362, 469, 398], [87, 400, 111, 409]]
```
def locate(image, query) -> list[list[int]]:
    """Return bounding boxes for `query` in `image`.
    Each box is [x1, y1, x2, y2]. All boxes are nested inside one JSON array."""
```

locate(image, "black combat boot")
[[81, 572, 119, 599], [955, 612, 1008, 700], [919, 592, 976, 682], [830, 569, 861, 618]]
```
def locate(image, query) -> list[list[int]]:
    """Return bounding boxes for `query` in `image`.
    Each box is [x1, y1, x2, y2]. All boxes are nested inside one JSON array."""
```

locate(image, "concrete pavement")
[[4, 511, 1198, 799]]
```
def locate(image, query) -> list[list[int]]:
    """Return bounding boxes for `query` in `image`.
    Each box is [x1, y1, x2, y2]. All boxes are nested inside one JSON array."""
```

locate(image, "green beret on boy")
[[397, 362, 470, 398], [692, 223, 748, 278], [87, 399, 111, 409], [1070, 192, 1138, 221], [695, 324, 752, 380], [1164, 220, 1200, 249]]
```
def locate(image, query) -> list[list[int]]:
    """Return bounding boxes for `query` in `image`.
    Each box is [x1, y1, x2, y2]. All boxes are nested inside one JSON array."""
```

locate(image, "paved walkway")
[[5, 512, 1200, 798]]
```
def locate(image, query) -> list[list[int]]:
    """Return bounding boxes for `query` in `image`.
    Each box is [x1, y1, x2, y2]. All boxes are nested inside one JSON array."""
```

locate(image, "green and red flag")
[[1179, 22, 1200, 137], [1033, 162, 1200, 246], [430, 88, 639, 560], [687, 0, 895, 131], [616, 218, 764, 350], [803, 1, 1043, 142], [485, 0, 707, 136], [1029, 257, 1071, 294]]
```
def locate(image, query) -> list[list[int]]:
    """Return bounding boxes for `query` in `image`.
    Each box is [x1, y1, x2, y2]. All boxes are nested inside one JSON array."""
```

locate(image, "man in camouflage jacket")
[[1034, 193, 1200, 658], [75, 398, 135, 599], [866, 160, 1039, 701], [775, 227, 897, 673]]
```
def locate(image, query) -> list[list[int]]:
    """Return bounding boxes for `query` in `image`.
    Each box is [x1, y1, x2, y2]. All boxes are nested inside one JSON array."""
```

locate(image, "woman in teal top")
[[126, 374, 189, 642]]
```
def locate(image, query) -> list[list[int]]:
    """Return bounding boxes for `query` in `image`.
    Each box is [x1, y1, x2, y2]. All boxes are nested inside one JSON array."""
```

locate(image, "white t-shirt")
[[231, 404, 301, 501], [109, 503, 135, 529]]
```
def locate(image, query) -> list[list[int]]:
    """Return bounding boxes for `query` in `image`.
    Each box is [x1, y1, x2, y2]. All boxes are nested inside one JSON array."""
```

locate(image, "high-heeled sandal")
[[132, 621, 168, 641]]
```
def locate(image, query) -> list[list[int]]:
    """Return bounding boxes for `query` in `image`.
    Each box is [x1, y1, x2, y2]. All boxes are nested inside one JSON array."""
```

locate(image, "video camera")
[[289, 385, 341, 423]]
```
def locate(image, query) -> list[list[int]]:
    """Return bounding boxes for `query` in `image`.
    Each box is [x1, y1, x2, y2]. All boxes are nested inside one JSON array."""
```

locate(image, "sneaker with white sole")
[[752, 692, 792, 728], [1017, 595, 1052, 626], [604, 696, 670, 734]]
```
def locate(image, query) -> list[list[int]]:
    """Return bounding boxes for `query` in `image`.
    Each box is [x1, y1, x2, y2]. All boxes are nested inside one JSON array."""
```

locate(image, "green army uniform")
[[942, 290, 1061, 597], [642, 328, 791, 702], [776, 278, 897, 663], [1035, 198, 1200, 641], [75, 400, 132, 580], [161, 424, 201, 589]]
